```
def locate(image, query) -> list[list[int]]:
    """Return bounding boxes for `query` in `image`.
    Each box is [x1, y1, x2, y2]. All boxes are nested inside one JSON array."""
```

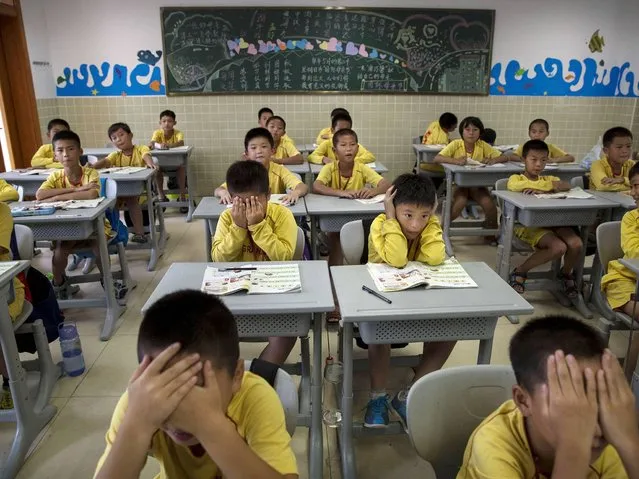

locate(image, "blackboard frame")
[[160, 6, 495, 96]]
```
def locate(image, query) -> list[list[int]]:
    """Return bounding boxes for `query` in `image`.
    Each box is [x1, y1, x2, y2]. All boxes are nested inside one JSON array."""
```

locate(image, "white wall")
[[21, 0, 55, 98]]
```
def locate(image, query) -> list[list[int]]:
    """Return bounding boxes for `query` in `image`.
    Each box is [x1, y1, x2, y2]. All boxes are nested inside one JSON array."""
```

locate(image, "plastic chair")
[[406, 365, 516, 479], [13, 225, 33, 262], [293, 227, 304, 261], [11, 184, 24, 202], [340, 220, 367, 265]]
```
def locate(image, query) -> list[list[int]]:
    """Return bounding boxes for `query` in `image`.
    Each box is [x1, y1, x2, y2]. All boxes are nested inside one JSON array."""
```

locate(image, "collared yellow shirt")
[[316, 126, 332, 145], [590, 158, 634, 192], [439, 139, 500, 162], [315, 161, 382, 191], [31, 144, 63, 169], [273, 136, 300, 160], [0, 179, 19, 202], [368, 213, 445, 268], [514, 142, 567, 159], [106, 145, 151, 168], [308, 139, 375, 165], [602, 208, 639, 309], [422, 121, 449, 145], [507, 174, 560, 192], [151, 129, 184, 145], [94, 371, 298, 479], [221, 161, 302, 195], [0, 203, 25, 320]]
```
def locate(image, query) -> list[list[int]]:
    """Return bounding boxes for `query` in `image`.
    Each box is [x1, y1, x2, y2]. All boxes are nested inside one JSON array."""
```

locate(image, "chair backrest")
[[243, 360, 298, 436], [406, 365, 516, 479], [596, 221, 622, 274], [11, 184, 24, 202], [86, 155, 98, 166], [570, 176, 584, 189], [13, 224, 34, 261], [412, 136, 423, 144], [494, 177, 509, 213], [340, 220, 366, 265], [102, 177, 118, 199], [293, 227, 304, 260]]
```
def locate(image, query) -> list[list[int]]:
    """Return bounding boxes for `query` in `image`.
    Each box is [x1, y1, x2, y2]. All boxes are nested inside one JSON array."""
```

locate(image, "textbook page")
[[201, 264, 301, 295], [421, 258, 477, 288], [201, 266, 252, 295], [534, 187, 593, 200], [355, 194, 385, 204], [368, 258, 476, 292]]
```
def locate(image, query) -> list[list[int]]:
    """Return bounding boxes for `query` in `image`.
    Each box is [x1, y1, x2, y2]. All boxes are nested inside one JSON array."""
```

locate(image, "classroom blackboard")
[[160, 7, 495, 95]]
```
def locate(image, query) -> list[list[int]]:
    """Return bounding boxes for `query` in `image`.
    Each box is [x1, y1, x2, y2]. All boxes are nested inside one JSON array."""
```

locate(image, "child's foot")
[[560, 272, 578, 299], [179, 206, 189, 214], [67, 254, 81, 272], [131, 234, 148, 244], [82, 257, 96, 274], [509, 269, 527, 294], [0, 382, 12, 410], [326, 310, 341, 324], [364, 395, 389, 428], [390, 390, 409, 432], [52, 276, 80, 300]]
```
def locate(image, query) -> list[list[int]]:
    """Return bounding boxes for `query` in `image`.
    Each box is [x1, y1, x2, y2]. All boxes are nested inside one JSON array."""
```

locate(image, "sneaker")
[[364, 395, 389, 428], [52, 277, 80, 300], [179, 206, 189, 214], [82, 257, 96, 274], [67, 254, 81, 272], [0, 385, 12, 410], [390, 390, 409, 432], [130, 234, 148, 244]]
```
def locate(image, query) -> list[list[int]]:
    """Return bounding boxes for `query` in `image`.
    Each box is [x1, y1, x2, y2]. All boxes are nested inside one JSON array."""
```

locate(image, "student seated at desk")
[[512, 119, 575, 163], [433, 116, 511, 236], [212, 161, 298, 366], [93, 122, 157, 244], [148, 109, 188, 212], [0, 179, 18, 202], [31, 118, 70, 169], [590, 127, 634, 192], [419, 112, 458, 176], [94, 290, 298, 479], [215, 128, 308, 205], [258, 107, 293, 143], [365, 174, 454, 428], [308, 113, 375, 165], [506, 140, 581, 298], [266, 116, 303, 165], [480, 128, 497, 146], [458, 315, 639, 479], [316, 107, 349, 145], [35, 130, 114, 299]]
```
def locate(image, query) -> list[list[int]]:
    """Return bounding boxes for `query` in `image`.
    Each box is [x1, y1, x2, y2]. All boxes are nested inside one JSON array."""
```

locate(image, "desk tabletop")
[[304, 193, 384, 215], [619, 259, 639, 277], [331, 262, 533, 322], [412, 144, 518, 154], [308, 162, 388, 174], [0, 261, 30, 289], [592, 191, 637, 210], [141, 261, 335, 314], [299, 143, 317, 153], [193, 196, 308, 220], [9, 198, 116, 223], [284, 162, 311, 175], [492, 190, 617, 210], [443, 162, 525, 175], [99, 169, 155, 182], [0, 171, 53, 182], [84, 146, 193, 157]]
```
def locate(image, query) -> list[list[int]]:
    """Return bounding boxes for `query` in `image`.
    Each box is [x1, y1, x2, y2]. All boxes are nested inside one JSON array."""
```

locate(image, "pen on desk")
[[362, 285, 392, 304], [220, 267, 258, 271]]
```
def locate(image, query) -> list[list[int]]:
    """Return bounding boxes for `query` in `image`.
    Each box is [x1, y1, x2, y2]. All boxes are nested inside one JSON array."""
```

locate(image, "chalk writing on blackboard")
[[161, 8, 495, 95]]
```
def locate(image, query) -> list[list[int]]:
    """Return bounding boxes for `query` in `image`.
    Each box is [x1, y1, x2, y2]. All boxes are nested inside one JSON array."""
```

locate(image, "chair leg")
[[117, 243, 135, 291]]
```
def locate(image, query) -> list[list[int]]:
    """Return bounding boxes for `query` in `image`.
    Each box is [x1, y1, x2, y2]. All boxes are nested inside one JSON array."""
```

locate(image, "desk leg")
[[204, 219, 212, 261], [500, 204, 519, 324], [310, 313, 323, 479], [97, 215, 122, 340], [185, 155, 195, 222], [477, 336, 494, 365], [311, 216, 319, 260], [340, 322, 356, 479], [443, 170, 453, 256], [146, 177, 160, 271], [571, 225, 594, 319]]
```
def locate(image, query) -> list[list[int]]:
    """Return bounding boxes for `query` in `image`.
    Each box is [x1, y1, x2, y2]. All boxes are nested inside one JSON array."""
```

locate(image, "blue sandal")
[[509, 270, 527, 294]]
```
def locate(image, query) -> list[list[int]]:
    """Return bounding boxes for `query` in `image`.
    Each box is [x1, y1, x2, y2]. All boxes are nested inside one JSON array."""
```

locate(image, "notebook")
[[201, 264, 302, 295], [19, 168, 57, 176], [534, 187, 593, 199], [367, 258, 477, 292], [99, 166, 147, 174], [355, 194, 385, 204]]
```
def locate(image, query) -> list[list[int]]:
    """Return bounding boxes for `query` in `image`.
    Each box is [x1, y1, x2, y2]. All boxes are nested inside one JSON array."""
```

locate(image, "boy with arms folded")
[[31, 118, 70, 168], [94, 290, 298, 479], [512, 119, 575, 163], [308, 113, 375, 165], [266, 116, 303, 165], [590, 127, 634, 192]]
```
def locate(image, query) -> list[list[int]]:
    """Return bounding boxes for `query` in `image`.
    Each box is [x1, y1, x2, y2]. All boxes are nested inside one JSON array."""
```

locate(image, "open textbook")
[[355, 194, 385, 204], [534, 187, 593, 200], [201, 263, 301, 295], [99, 166, 147, 174], [367, 258, 477, 292]]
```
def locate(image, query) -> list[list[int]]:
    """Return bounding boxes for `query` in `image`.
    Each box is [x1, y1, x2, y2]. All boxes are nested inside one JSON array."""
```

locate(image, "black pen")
[[362, 285, 392, 304], [220, 267, 257, 271]]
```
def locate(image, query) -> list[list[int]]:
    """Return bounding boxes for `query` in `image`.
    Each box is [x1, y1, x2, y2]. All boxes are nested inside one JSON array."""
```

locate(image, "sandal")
[[326, 310, 341, 324], [560, 272, 578, 299], [509, 270, 527, 294]]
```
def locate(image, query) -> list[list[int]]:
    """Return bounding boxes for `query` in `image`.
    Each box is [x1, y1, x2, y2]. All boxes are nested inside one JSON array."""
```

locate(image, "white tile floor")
[[2, 214, 631, 479]]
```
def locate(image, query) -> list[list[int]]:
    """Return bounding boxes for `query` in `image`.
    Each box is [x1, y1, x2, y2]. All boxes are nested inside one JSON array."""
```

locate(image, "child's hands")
[[126, 343, 202, 437], [281, 191, 299, 205], [602, 177, 625, 185], [355, 188, 374, 199], [485, 157, 502, 165], [453, 157, 467, 166], [246, 196, 265, 226], [218, 189, 232, 205], [338, 190, 355, 199], [77, 183, 99, 192], [230, 197, 248, 229], [384, 185, 396, 219], [322, 156, 333, 165], [522, 189, 546, 195]]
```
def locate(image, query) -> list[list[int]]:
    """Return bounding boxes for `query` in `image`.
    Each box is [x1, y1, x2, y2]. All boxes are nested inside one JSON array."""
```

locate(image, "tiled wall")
[[37, 96, 638, 197]]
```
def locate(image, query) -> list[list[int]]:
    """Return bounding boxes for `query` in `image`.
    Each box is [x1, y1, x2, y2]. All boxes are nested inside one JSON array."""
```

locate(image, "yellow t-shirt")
[[221, 161, 302, 195], [31, 144, 63, 169], [211, 202, 297, 262], [590, 158, 634, 192], [457, 400, 627, 479], [422, 120, 449, 145], [0, 179, 19, 202], [151, 129, 184, 145], [507, 174, 560, 192], [273, 136, 301, 160], [315, 161, 382, 191], [0, 203, 25, 320], [315, 126, 332, 145], [514, 142, 567, 159], [308, 139, 375, 165], [439, 139, 501, 162], [105, 145, 151, 168], [368, 213, 445, 268], [94, 371, 298, 479]]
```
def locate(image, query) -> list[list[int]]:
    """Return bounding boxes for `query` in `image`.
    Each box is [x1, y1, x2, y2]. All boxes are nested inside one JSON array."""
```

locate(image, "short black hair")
[[529, 118, 550, 131], [438, 112, 458, 130], [266, 115, 286, 129], [160, 109, 176, 120], [52, 130, 82, 148], [138, 290, 239, 376], [331, 107, 350, 118], [226, 160, 270, 196], [332, 128, 358, 147], [392, 174, 437, 209], [521, 139, 549, 158], [629, 162, 639, 182], [258, 107, 274, 119], [47, 118, 70, 132], [107, 122, 132, 138], [458, 116, 485, 137], [244, 127, 274, 150], [603, 126, 633, 148], [481, 128, 497, 145], [509, 315, 605, 393], [332, 112, 353, 129]]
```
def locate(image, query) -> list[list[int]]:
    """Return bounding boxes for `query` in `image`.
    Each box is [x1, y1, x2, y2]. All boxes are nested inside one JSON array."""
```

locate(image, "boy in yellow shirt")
[[215, 128, 308, 205], [266, 116, 303, 165], [590, 127, 634, 192], [512, 119, 575, 163], [0, 179, 18, 202], [94, 290, 298, 479], [35, 130, 112, 299], [507, 140, 581, 297], [315, 107, 349, 145], [31, 118, 70, 168], [93, 122, 157, 243], [308, 113, 375, 165], [421, 112, 457, 145], [258, 107, 274, 128], [458, 315, 639, 479], [365, 174, 453, 429], [212, 161, 298, 365], [148, 110, 188, 211]]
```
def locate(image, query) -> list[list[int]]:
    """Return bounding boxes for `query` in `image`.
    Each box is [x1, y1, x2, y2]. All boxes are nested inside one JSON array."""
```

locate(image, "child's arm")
[[36, 187, 74, 201], [166, 140, 185, 148], [274, 142, 303, 165], [307, 142, 331, 165], [0, 181, 19, 202], [551, 180, 571, 192], [352, 169, 390, 198], [434, 142, 466, 166], [215, 184, 233, 205], [92, 156, 112, 169], [355, 144, 376, 163], [247, 199, 296, 261], [141, 151, 158, 170], [416, 219, 446, 266], [312, 179, 353, 198], [550, 145, 575, 163], [31, 145, 57, 168], [211, 203, 248, 261], [41, 185, 100, 202], [281, 182, 308, 205], [590, 161, 627, 192], [621, 211, 639, 258], [372, 188, 410, 267]]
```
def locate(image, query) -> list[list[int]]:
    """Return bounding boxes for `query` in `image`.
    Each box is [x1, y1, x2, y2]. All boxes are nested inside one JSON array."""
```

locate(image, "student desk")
[[10, 199, 123, 340], [192, 196, 308, 261], [492, 190, 618, 320], [412, 144, 518, 168], [0, 171, 52, 197], [99, 168, 166, 271], [330, 262, 533, 479], [304, 194, 384, 259], [284, 161, 312, 177], [141, 261, 334, 479], [308, 161, 389, 178], [592, 191, 636, 220], [299, 143, 318, 154]]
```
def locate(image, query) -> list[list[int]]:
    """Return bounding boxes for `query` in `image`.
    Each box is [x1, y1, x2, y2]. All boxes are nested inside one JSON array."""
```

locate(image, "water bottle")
[[58, 322, 85, 377]]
